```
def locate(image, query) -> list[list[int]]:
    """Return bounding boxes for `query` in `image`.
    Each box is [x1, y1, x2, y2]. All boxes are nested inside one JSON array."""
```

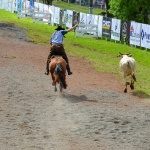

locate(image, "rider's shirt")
[[50, 30, 67, 45]]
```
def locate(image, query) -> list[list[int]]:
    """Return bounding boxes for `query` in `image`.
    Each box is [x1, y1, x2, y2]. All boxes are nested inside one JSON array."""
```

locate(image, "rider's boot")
[[45, 61, 49, 75], [66, 64, 73, 75]]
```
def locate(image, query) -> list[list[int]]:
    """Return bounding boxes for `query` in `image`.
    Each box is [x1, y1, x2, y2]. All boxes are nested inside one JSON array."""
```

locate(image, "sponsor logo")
[[122, 22, 127, 38], [141, 29, 150, 41], [111, 30, 120, 37], [130, 25, 140, 38], [102, 20, 111, 30]]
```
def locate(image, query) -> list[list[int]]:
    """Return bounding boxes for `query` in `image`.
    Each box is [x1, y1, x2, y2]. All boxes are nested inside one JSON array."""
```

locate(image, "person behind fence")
[[45, 24, 78, 76]]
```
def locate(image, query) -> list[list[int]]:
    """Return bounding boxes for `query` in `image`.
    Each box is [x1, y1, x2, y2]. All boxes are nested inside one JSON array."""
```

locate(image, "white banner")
[[79, 12, 87, 24], [66, 10, 73, 28], [130, 21, 141, 46], [111, 18, 121, 41], [93, 15, 99, 35], [2, 0, 8, 9], [37, 3, 44, 17], [49, 5, 54, 25], [87, 14, 95, 34], [25, 1, 30, 9], [34, 2, 39, 11], [43, 4, 48, 13], [79, 12, 87, 30], [43, 4, 49, 23], [141, 24, 150, 49], [54, 6, 60, 24], [87, 14, 94, 25], [94, 15, 99, 25], [98, 15, 103, 37]]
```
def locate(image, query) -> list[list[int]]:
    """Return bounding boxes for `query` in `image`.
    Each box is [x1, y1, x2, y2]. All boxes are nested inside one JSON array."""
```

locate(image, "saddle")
[[51, 55, 63, 59]]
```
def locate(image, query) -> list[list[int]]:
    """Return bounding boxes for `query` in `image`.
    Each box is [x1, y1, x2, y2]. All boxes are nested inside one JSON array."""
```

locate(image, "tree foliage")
[[40, 0, 53, 5], [109, 0, 150, 24]]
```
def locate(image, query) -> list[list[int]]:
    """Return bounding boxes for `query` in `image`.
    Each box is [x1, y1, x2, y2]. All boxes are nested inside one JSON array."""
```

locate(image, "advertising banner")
[[87, 14, 95, 34], [43, 4, 48, 13], [60, 8, 67, 25], [43, 4, 50, 23], [54, 6, 60, 24], [49, 5, 55, 25], [141, 24, 150, 49], [26, 0, 31, 9], [30, 0, 34, 8], [72, 11, 79, 26], [79, 12, 87, 30], [130, 21, 141, 46], [17, 0, 22, 11], [93, 15, 99, 36], [34, 2, 38, 10], [120, 21, 130, 44], [111, 18, 121, 41], [79, 12, 87, 25], [66, 10, 73, 28], [3, 0, 8, 10], [87, 14, 94, 25], [38, 3, 44, 17], [102, 17, 111, 39], [94, 15, 99, 25], [98, 15, 103, 37]]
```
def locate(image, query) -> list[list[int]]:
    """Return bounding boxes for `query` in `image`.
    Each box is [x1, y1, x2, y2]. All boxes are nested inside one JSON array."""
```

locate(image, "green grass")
[[0, 9, 150, 98], [53, 1, 104, 15]]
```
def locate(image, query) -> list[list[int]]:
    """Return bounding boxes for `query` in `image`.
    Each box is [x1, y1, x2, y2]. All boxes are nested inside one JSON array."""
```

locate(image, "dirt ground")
[[0, 23, 150, 150]]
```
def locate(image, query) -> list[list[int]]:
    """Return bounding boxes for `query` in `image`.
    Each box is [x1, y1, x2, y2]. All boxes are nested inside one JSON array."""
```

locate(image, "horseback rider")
[[45, 24, 78, 75]]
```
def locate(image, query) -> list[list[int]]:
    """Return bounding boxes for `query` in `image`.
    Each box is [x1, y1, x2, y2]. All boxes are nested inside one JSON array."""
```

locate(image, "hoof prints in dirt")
[[64, 90, 150, 150], [0, 63, 150, 149]]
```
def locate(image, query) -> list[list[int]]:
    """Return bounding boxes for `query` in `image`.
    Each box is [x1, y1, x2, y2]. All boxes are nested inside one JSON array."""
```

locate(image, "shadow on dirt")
[[132, 90, 150, 99], [64, 94, 98, 103], [0, 22, 14, 27]]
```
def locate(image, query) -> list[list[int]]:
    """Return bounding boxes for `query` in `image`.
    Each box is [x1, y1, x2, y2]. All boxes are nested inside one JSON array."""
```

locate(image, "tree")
[[42, 0, 53, 5], [105, 0, 113, 17], [109, 0, 150, 24]]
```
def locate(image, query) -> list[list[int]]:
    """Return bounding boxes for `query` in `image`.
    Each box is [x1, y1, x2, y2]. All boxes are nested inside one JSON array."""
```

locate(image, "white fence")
[[32, 12, 51, 24], [18, 8, 34, 18], [76, 24, 98, 38], [0, 0, 150, 50]]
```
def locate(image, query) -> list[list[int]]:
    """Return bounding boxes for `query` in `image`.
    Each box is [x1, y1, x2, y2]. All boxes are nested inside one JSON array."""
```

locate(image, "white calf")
[[118, 52, 136, 93]]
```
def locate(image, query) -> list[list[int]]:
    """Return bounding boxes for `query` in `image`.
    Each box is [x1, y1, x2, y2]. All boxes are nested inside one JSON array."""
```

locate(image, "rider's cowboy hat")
[[55, 25, 65, 31]]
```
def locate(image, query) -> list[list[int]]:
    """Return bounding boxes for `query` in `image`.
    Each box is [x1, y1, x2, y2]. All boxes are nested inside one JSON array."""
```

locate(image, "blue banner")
[[17, 0, 22, 12], [30, 0, 34, 8]]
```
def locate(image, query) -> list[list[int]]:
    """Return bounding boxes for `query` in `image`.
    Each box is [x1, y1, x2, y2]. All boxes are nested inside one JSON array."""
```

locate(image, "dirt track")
[[0, 23, 150, 150]]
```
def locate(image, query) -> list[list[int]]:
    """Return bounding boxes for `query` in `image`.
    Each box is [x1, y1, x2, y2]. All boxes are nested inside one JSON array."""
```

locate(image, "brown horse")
[[49, 56, 67, 92]]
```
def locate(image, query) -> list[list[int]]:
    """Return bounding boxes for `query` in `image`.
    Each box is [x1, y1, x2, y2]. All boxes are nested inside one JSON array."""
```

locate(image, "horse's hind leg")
[[130, 81, 134, 90], [50, 73, 55, 86], [59, 83, 63, 92], [54, 85, 57, 92], [124, 81, 129, 93]]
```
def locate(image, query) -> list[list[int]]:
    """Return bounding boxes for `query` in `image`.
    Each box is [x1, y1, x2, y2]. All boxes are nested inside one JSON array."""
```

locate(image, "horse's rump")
[[49, 56, 67, 90], [50, 56, 67, 72]]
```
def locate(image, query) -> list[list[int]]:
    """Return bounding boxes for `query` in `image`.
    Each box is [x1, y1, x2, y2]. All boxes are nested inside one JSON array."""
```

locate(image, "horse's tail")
[[54, 63, 67, 89]]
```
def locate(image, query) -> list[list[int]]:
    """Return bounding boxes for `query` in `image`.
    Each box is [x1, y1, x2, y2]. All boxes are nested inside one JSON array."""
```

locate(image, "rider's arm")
[[67, 24, 78, 32]]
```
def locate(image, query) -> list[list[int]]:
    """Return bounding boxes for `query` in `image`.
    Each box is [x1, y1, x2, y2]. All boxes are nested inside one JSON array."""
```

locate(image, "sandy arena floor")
[[0, 23, 150, 150]]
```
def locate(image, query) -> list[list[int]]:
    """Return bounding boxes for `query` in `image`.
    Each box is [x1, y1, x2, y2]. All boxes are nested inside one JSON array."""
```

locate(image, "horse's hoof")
[[124, 88, 127, 93], [126, 82, 130, 85], [52, 82, 55, 86], [130, 84, 134, 90], [45, 71, 49, 75], [68, 71, 73, 75]]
